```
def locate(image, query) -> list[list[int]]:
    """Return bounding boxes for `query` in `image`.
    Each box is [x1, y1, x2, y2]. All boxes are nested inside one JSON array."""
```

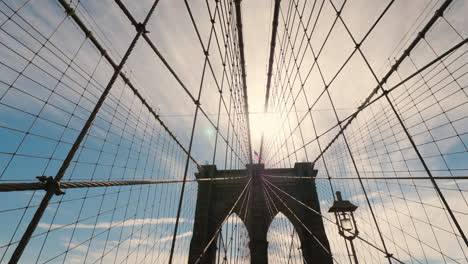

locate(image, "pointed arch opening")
[[267, 212, 304, 263], [216, 213, 250, 263]]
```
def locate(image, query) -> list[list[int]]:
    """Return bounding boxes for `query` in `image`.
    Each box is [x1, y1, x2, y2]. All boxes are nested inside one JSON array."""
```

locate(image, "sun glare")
[[250, 112, 283, 151]]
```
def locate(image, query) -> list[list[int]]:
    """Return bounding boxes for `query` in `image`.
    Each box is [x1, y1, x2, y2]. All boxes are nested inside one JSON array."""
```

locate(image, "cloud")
[[267, 214, 303, 262], [156, 231, 192, 243], [61, 231, 193, 264], [106, 231, 193, 247], [320, 185, 468, 263], [0, 0, 467, 263], [38, 217, 192, 230]]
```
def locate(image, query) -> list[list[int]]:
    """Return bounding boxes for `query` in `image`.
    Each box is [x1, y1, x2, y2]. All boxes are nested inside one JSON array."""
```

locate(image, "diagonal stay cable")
[[312, 0, 462, 165], [168, 0, 239, 261], [261, 176, 341, 264], [262, 177, 407, 264], [193, 178, 252, 264], [7, 1, 162, 262], [120, 0, 252, 165], [272, 37, 467, 167], [140, 4, 250, 165], [261, 171, 298, 262], [325, 0, 467, 246], [55, 0, 198, 165]]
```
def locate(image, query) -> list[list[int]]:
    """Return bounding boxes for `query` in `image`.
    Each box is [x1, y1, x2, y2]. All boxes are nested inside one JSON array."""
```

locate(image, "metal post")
[[349, 240, 359, 264]]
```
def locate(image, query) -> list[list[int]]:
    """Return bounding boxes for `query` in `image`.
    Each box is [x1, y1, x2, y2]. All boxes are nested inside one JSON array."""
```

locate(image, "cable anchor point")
[[37, 176, 65, 196], [135, 23, 149, 34]]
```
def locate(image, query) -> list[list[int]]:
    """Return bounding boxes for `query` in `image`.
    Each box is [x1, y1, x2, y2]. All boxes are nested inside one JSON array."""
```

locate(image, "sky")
[[0, 0, 467, 263]]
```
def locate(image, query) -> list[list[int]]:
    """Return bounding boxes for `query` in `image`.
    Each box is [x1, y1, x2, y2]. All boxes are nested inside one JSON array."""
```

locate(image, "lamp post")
[[328, 191, 359, 264]]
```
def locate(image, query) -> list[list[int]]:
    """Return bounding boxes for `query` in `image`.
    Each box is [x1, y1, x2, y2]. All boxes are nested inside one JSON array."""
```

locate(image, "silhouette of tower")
[[188, 162, 332, 264]]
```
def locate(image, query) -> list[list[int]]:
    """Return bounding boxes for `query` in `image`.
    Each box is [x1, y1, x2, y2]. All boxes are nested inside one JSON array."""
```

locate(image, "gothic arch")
[[188, 163, 332, 264], [216, 213, 250, 262], [267, 213, 304, 263]]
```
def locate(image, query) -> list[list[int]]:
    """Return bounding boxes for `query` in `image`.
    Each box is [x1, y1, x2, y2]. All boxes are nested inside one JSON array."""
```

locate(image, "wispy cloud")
[[156, 231, 192, 243], [38, 217, 192, 230]]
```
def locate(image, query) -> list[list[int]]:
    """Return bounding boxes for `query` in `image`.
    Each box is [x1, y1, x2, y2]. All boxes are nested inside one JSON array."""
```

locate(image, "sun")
[[249, 112, 283, 153]]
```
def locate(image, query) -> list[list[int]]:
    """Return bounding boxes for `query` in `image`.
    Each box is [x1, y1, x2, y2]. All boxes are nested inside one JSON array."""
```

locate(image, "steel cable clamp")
[[36, 176, 65, 195]]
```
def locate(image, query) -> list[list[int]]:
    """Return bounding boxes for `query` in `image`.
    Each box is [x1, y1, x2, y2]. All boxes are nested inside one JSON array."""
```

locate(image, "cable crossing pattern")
[[0, 0, 467, 263]]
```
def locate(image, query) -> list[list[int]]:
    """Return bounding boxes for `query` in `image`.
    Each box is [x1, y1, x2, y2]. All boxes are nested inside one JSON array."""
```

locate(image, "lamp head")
[[328, 191, 358, 213]]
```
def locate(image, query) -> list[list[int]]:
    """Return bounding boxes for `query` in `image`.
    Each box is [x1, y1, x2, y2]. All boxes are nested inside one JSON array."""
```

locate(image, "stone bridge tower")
[[188, 162, 332, 264]]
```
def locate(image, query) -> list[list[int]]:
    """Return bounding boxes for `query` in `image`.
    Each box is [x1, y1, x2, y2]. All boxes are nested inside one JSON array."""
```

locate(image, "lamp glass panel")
[[341, 217, 353, 231]]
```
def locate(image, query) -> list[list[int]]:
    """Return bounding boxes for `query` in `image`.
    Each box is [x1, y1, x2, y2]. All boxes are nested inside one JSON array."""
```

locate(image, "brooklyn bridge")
[[0, 0, 466, 263]]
